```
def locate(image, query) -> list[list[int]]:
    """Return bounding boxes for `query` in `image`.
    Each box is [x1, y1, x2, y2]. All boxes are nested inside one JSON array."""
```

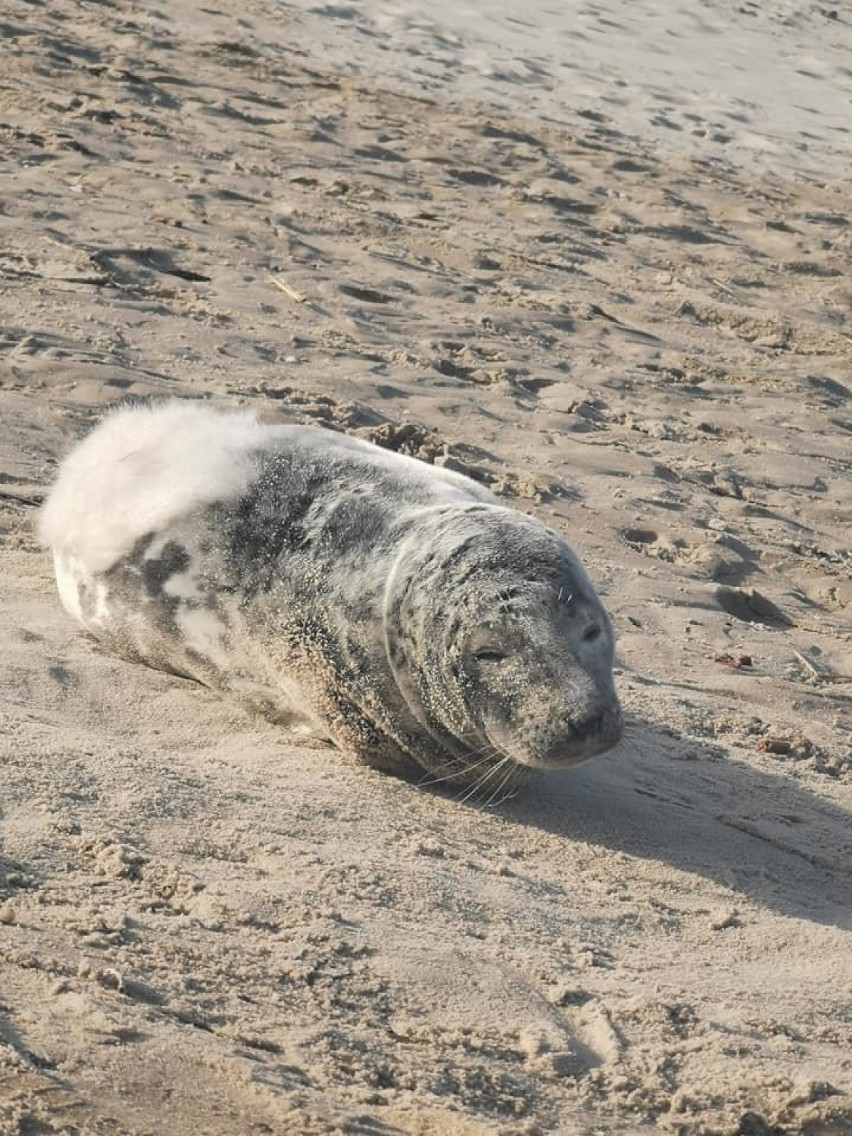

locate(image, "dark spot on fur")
[[116, 533, 193, 605], [101, 534, 198, 641], [139, 542, 191, 598], [48, 663, 74, 686], [221, 455, 386, 597], [217, 449, 423, 605], [125, 532, 157, 561]]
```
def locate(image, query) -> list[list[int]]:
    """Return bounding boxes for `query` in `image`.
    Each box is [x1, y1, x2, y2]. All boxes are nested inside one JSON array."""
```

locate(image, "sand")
[[1, 0, 851, 1133]]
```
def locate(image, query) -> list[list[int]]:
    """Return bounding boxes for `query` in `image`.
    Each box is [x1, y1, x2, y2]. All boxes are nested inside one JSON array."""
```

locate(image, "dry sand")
[[1, 0, 851, 1133]]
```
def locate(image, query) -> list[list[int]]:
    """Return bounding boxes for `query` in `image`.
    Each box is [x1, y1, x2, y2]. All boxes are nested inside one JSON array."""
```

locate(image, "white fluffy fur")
[[39, 401, 268, 573]]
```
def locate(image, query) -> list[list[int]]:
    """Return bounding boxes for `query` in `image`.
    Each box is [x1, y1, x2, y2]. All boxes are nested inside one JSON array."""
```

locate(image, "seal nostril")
[[582, 623, 602, 643], [590, 710, 606, 734], [566, 709, 601, 739], [578, 708, 612, 736]]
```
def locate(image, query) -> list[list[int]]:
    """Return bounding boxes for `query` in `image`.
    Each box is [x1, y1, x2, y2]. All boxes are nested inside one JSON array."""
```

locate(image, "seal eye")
[[474, 648, 507, 664], [582, 623, 602, 643]]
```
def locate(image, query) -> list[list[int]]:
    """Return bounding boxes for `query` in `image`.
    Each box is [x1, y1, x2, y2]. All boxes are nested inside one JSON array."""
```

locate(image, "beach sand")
[[1, 0, 850, 1132]]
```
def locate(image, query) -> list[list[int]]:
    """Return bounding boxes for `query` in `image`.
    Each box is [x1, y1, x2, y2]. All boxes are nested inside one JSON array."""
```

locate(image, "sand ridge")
[[1, 0, 851, 1133]]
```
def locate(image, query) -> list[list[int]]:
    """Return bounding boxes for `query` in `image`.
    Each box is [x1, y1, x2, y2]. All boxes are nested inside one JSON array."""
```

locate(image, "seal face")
[[40, 401, 622, 795], [383, 507, 622, 794]]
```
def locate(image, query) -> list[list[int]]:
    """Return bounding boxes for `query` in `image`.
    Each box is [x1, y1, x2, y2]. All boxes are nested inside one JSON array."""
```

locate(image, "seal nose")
[[571, 704, 622, 743], [549, 701, 623, 764], [571, 708, 606, 738], [521, 703, 622, 769]]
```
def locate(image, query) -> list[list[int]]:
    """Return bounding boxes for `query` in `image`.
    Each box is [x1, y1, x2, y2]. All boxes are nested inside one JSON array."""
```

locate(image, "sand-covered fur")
[[41, 401, 622, 787]]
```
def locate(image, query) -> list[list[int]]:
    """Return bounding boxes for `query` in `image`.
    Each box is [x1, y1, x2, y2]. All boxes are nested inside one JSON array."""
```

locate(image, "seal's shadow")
[[501, 725, 852, 930]]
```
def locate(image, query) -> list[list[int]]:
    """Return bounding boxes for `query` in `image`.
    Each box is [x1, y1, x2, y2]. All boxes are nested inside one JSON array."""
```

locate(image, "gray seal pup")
[[40, 401, 623, 796]]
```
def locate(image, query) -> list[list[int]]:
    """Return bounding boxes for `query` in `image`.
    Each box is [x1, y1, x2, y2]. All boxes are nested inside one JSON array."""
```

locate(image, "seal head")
[[384, 504, 623, 789]]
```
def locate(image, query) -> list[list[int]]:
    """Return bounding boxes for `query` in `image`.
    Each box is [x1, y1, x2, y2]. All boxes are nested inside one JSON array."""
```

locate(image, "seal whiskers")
[[416, 740, 507, 792], [456, 754, 518, 808]]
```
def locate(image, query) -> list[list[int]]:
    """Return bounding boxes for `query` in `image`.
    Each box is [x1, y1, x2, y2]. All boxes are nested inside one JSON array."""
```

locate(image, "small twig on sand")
[[270, 276, 306, 303], [0, 488, 44, 507]]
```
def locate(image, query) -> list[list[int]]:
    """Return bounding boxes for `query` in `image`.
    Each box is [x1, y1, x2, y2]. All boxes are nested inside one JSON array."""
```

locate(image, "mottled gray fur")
[[42, 403, 623, 793]]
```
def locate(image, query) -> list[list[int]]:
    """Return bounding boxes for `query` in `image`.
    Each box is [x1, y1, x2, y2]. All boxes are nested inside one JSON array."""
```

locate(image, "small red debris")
[[714, 654, 754, 669]]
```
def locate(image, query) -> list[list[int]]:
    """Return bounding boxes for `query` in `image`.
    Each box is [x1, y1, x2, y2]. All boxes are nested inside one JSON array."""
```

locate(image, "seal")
[[40, 400, 623, 796]]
